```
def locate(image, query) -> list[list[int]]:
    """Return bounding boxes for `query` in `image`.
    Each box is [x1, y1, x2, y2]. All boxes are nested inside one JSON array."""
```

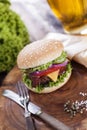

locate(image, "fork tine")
[[16, 81, 29, 101], [22, 82, 29, 99], [20, 82, 25, 98], [16, 81, 23, 97]]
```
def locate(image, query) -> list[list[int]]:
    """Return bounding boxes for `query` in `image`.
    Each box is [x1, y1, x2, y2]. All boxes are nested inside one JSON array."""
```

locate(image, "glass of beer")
[[47, 0, 87, 34]]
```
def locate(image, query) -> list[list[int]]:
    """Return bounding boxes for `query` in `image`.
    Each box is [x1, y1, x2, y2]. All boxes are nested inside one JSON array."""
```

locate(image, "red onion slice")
[[30, 61, 68, 77]]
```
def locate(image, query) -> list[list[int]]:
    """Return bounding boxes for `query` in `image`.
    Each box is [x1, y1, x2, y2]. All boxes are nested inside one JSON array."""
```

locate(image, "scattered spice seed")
[[79, 92, 87, 96], [80, 109, 83, 114], [64, 92, 87, 118]]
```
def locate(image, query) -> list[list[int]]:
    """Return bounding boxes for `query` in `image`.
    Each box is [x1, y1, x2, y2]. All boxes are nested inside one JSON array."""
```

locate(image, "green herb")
[[0, 0, 10, 5], [0, 1, 29, 72]]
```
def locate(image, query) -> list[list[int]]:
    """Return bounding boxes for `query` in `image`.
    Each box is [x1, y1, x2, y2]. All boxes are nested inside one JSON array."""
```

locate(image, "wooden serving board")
[[1, 61, 87, 130]]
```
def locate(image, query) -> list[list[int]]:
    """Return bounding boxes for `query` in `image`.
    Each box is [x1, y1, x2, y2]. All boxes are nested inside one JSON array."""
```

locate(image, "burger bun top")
[[17, 39, 64, 69]]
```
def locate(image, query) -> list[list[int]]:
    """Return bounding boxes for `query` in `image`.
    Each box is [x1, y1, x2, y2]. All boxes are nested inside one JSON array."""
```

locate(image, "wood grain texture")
[[1, 61, 87, 130], [2, 66, 22, 86]]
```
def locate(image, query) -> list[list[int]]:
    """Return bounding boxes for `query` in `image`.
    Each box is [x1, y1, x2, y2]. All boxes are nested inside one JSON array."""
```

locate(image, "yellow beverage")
[[47, 0, 87, 34]]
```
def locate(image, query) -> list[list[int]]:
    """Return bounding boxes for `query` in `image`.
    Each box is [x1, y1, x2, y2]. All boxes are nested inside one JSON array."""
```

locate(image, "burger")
[[17, 39, 72, 93]]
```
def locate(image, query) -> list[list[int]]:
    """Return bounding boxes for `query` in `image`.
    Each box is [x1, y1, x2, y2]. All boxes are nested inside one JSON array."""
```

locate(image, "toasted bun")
[[25, 70, 71, 94], [17, 39, 63, 69]]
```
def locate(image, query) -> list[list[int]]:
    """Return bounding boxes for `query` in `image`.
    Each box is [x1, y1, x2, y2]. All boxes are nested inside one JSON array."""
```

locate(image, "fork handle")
[[25, 116, 36, 130]]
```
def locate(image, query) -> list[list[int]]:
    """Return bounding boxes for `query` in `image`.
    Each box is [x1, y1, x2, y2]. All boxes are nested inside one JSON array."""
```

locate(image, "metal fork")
[[16, 81, 36, 130]]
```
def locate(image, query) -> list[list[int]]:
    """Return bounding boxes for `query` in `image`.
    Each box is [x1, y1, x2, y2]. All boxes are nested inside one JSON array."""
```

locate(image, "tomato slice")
[[30, 61, 68, 77]]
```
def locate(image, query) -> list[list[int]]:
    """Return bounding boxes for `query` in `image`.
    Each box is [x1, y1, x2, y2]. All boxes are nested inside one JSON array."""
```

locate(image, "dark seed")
[[66, 109, 70, 113], [64, 107, 68, 111], [64, 104, 67, 107], [80, 109, 83, 114], [65, 100, 70, 105]]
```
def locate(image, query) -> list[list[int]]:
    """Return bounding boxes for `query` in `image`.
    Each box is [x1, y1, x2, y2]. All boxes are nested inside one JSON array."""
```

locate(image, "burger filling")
[[22, 51, 72, 92]]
